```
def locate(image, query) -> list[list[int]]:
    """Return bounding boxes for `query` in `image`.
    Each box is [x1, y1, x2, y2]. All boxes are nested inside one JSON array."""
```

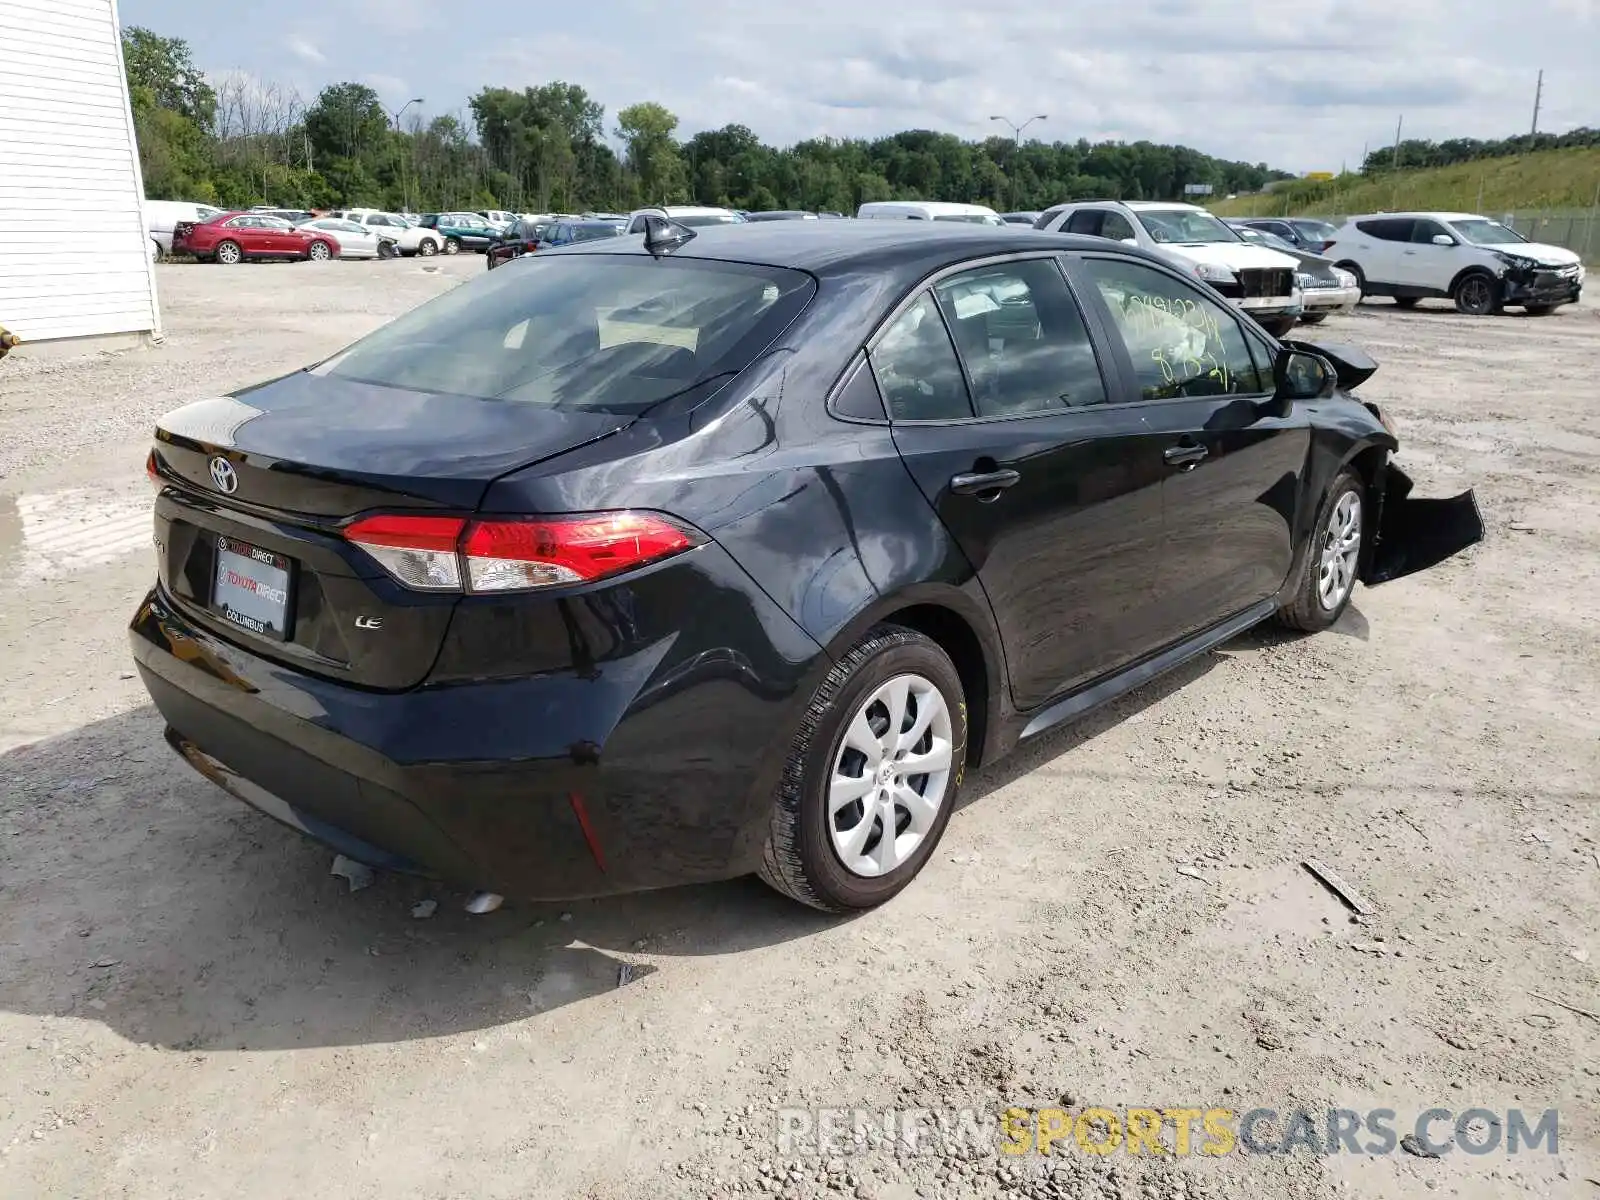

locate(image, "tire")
[[376, 239, 397, 260], [1335, 262, 1366, 299], [1524, 304, 1556, 315], [308, 240, 332, 262], [1299, 312, 1329, 325], [150, 238, 164, 262], [1452, 271, 1500, 316], [418, 238, 438, 257], [443, 237, 461, 256], [1276, 468, 1365, 632], [757, 625, 968, 913], [214, 240, 242, 266], [1258, 316, 1296, 339], [1393, 297, 1419, 309]]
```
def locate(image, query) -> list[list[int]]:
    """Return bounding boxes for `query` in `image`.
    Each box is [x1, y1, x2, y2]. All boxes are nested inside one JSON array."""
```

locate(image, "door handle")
[[1163, 443, 1208, 469], [949, 468, 1021, 496]]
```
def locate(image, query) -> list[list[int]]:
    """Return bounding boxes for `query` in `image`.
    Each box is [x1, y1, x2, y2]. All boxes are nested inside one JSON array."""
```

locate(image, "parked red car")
[[171, 212, 340, 264]]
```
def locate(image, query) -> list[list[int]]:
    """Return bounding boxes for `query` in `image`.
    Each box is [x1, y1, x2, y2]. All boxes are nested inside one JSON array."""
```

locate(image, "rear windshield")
[[315, 254, 816, 413]]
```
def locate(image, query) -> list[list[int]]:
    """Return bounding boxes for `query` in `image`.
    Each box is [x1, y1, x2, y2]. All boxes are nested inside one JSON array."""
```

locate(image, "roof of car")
[[1344, 211, 1486, 222], [570, 219, 1127, 274]]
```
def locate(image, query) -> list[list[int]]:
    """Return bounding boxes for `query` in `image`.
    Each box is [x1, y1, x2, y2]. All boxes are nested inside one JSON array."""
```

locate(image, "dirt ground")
[[0, 258, 1596, 1200]]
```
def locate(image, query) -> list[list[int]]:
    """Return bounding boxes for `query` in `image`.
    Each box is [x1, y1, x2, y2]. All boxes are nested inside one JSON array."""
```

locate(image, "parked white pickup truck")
[[1035, 200, 1303, 337]]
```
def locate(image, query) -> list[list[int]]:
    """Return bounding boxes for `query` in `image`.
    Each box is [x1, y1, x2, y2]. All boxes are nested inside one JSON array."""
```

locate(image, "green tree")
[[616, 102, 687, 205], [122, 27, 216, 130], [305, 83, 391, 165]]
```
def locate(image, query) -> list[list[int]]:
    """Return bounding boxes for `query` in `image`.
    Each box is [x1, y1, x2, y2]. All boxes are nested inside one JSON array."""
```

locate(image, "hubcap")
[[219, 244, 238, 263], [828, 674, 954, 879], [1317, 491, 1362, 611]]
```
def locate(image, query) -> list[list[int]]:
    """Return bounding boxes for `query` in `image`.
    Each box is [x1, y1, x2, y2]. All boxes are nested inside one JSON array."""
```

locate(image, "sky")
[[122, 0, 1598, 174]]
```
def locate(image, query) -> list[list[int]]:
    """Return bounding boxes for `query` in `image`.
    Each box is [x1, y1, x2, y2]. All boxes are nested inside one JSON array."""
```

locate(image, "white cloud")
[[470, 0, 1596, 171], [286, 35, 325, 65]]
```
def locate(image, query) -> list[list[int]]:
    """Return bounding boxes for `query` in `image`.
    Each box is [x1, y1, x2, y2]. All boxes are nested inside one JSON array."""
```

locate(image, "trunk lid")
[[150, 373, 631, 689]]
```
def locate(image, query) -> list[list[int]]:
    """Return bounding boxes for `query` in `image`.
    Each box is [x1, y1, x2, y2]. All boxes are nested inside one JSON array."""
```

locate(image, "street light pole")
[[389, 98, 424, 214], [989, 113, 1047, 147]]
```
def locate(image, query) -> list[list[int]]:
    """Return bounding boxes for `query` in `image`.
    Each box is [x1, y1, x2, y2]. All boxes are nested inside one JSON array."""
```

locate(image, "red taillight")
[[345, 514, 467, 591], [146, 449, 161, 489], [343, 511, 700, 593], [525, 241, 539, 252]]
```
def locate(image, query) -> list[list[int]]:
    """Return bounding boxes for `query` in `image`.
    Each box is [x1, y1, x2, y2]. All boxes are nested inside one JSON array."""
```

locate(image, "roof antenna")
[[642, 214, 695, 257]]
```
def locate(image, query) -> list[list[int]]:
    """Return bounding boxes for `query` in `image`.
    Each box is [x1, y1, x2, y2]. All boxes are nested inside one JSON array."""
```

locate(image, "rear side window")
[[1356, 218, 1415, 242], [1065, 210, 1103, 236], [317, 256, 816, 413], [1082, 257, 1268, 401], [869, 293, 972, 421], [932, 259, 1106, 414]]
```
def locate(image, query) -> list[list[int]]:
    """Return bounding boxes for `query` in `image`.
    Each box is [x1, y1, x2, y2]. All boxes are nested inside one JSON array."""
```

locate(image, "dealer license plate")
[[211, 536, 292, 641]]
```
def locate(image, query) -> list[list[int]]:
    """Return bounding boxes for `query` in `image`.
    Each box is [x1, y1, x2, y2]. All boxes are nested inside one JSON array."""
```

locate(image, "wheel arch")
[[1448, 263, 1498, 298], [822, 588, 1006, 770]]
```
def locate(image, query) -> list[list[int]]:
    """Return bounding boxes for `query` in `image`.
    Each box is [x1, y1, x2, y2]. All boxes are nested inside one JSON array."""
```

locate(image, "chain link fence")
[[1494, 209, 1600, 265]]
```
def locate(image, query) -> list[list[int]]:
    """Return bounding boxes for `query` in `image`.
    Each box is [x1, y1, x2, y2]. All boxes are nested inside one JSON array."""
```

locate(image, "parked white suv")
[[1327, 211, 1584, 315], [339, 211, 444, 257], [1035, 201, 1302, 337]]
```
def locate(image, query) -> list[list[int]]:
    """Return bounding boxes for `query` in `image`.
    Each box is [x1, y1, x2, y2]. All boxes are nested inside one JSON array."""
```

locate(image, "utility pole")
[[389, 98, 424, 214], [1391, 115, 1403, 211], [1531, 70, 1544, 136]]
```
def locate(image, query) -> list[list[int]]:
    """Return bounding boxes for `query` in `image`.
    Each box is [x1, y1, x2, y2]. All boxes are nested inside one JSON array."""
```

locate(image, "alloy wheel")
[[216, 242, 240, 265], [309, 242, 330, 261], [827, 673, 955, 878], [1457, 276, 1493, 315], [419, 239, 437, 256], [1317, 491, 1362, 611]]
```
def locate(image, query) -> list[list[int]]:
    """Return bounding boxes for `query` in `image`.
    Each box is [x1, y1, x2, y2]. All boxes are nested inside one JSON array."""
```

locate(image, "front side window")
[[869, 293, 972, 421], [316, 256, 815, 413], [1083, 257, 1268, 401], [1411, 219, 1450, 244], [931, 259, 1106, 415], [1100, 211, 1138, 242]]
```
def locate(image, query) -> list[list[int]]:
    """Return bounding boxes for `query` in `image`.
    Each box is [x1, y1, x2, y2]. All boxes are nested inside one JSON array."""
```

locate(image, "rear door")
[[1067, 252, 1311, 641], [879, 253, 1176, 710], [1353, 218, 1414, 285]]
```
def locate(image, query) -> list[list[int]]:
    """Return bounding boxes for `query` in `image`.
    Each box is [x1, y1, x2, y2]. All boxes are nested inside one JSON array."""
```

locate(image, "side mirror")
[[1431, 234, 1456, 246], [1273, 348, 1337, 409]]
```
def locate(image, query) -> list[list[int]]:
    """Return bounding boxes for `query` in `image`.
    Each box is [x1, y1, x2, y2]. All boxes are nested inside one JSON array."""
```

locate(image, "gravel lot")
[[1, 258, 1597, 1199]]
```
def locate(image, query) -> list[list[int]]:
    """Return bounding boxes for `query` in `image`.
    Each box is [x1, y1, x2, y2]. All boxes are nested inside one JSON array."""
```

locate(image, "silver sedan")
[[296, 218, 385, 260]]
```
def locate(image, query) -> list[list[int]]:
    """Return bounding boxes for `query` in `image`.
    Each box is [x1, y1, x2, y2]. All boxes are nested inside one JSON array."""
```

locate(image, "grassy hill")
[[1210, 147, 1600, 218]]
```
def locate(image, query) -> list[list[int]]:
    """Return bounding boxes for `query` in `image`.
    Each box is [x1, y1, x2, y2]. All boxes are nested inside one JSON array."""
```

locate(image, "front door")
[[876, 254, 1175, 710], [1402, 217, 1461, 292], [1068, 252, 1312, 640]]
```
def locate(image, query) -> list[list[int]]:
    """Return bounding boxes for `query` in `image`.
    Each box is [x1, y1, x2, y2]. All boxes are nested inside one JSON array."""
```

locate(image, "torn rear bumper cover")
[[1363, 463, 1485, 585]]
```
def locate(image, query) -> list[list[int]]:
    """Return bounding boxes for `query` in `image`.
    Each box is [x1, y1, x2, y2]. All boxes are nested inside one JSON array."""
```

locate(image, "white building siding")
[[0, 0, 161, 344]]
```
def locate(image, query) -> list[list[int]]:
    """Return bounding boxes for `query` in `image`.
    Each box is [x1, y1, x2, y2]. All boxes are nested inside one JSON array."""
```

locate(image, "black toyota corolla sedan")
[[131, 219, 1483, 913]]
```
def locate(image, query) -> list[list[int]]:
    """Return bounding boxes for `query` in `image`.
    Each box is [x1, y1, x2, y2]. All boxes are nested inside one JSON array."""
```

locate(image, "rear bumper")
[[130, 558, 826, 899]]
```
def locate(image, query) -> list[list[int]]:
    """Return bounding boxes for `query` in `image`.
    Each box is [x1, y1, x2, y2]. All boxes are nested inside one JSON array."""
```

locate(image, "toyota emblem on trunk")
[[209, 456, 238, 494]]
